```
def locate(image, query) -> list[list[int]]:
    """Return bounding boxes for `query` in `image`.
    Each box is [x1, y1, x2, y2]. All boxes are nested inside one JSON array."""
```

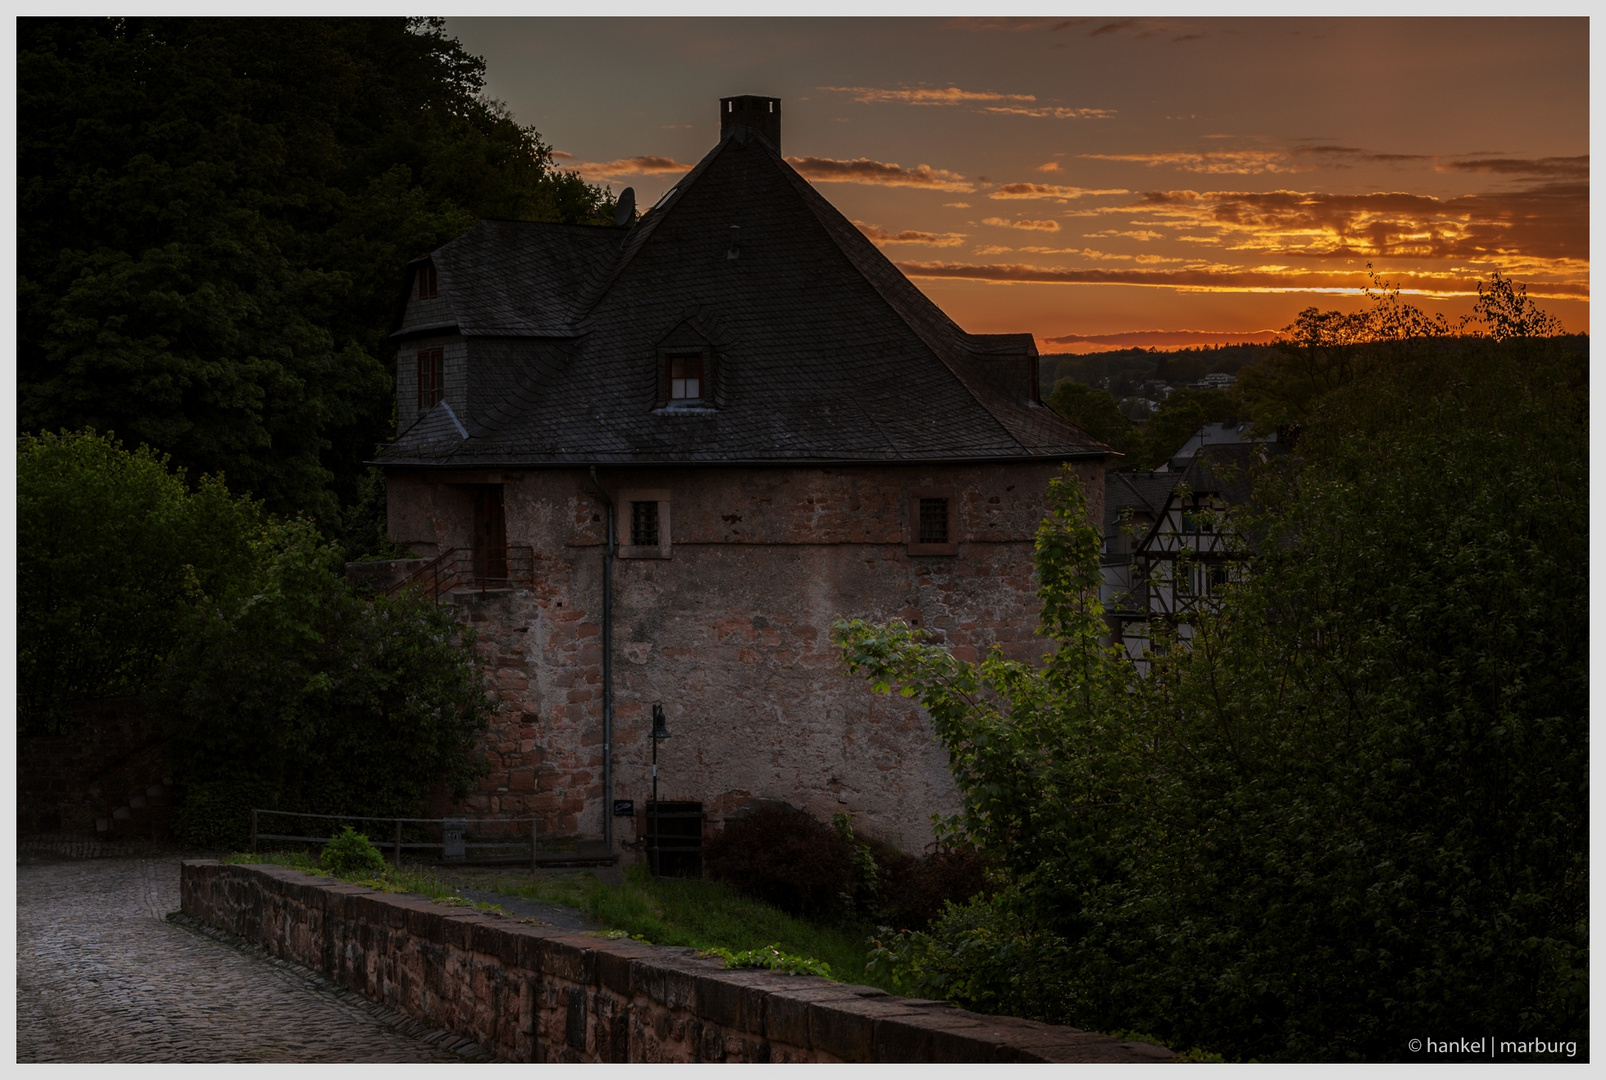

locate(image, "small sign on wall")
[[612, 800, 635, 817]]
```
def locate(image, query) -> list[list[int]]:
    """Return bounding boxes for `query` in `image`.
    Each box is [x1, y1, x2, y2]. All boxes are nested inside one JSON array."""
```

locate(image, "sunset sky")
[[445, 16, 1589, 353]]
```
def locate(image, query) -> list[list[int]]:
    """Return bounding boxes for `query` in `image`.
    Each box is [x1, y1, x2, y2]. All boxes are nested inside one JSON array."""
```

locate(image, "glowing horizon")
[[446, 17, 1588, 353]]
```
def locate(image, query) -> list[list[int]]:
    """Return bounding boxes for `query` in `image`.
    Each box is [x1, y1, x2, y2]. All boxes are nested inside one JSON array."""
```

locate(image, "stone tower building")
[[376, 96, 1110, 858]]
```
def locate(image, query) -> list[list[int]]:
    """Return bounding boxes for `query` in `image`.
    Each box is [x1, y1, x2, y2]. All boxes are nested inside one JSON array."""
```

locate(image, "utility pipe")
[[588, 467, 615, 849]]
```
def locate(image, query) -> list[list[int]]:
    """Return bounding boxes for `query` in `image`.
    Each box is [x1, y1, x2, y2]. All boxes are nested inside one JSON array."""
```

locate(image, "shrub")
[[703, 804, 853, 919], [878, 846, 992, 932], [162, 519, 494, 848], [319, 826, 389, 878]]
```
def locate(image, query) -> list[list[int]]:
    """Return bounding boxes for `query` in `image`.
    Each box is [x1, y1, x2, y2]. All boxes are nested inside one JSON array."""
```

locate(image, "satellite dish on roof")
[[614, 187, 636, 227]]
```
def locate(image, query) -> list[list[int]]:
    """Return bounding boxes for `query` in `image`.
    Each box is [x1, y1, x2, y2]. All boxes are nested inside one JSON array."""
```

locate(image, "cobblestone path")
[[17, 853, 482, 1063]]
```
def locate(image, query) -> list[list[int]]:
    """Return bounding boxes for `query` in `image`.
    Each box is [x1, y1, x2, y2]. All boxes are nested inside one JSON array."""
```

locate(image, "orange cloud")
[[984, 105, 1116, 120], [567, 154, 695, 181], [786, 155, 975, 191], [1442, 156, 1589, 180], [1035, 162, 1061, 173], [1132, 183, 1589, 267], [893, 260, 1588, 299], [1047, 329, 1283, 348], [819, 85, 1034, 106], [853, 221, 967, 247], [983, 217, 1061, 232], [1082, 150, 1304, 175], [990, 183, 1129, 201]]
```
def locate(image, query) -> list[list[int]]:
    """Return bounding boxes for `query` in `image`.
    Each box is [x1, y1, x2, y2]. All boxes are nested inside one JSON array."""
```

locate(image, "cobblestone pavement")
[[17, 852, 485, 1063]]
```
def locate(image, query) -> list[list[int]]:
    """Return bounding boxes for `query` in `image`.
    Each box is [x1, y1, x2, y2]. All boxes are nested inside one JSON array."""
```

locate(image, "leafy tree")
[[1127, 386, 1238, 469], [17, 429, 496, 846], [835, 329, 1587, 1060], [19, 17, 615, 530], [1045, 379, 1135, 455], [1463, 271, 1565, 340], [161, 519, 495, 848], [18, 430, 261, 735]]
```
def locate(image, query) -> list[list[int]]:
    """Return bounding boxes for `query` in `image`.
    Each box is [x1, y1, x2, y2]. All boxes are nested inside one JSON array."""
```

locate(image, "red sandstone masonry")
[[180, 861, 1172, 1063]]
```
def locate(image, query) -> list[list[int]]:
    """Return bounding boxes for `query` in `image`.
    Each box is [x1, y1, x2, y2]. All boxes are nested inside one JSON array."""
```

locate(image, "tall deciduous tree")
[[19, 17, 615, 528], [18, 431, 261, 735]]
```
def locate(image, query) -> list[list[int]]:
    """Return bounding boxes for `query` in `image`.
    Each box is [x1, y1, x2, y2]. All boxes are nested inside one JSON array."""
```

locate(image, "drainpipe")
[[588, 466, 615, 849]]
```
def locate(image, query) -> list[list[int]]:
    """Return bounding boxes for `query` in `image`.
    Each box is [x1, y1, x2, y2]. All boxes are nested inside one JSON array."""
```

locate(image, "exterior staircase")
[[385, 545, 535, 601]]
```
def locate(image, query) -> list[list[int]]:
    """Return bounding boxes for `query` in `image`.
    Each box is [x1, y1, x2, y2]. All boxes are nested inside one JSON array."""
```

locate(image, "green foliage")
[[1236, 268, 1560, 432], [705, 944, 833, 978], [868, 893, 1078, 1023], [1128, 386, 1238, 469], [435, 863, 898, 991], [18, 430, 261, 734], [319, 826, 390, 878], [19, 17, 615, 528], [833, 329, 1587, 1060], [1046, 379, 1135, 455], [161, 521, 495, 848]]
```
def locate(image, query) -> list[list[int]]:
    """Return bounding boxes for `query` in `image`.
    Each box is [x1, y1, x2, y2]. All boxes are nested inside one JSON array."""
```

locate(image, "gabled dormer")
[[652, 312, 732, 413]]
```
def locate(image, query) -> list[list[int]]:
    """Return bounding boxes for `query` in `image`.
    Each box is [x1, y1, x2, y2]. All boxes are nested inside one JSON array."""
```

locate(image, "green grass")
[[226, 851, 895, 991], [437, 862, 897, 991]]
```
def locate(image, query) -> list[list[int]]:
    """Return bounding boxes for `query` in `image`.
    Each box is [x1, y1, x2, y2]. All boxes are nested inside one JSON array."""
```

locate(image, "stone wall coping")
[[179, 859, 1171, 1063]]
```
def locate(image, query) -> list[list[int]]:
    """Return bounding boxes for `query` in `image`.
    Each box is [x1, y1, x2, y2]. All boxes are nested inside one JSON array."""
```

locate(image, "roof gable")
[[377, 120, 1112, 468]]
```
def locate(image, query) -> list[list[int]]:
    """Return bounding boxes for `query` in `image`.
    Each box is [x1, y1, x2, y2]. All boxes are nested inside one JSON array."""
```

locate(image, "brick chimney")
[[720, 96, 781, 152]]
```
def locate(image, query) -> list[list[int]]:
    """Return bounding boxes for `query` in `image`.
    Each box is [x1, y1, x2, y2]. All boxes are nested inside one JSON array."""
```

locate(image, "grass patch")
[[437, 862, 896, 991], [226, 853, 894, 991]]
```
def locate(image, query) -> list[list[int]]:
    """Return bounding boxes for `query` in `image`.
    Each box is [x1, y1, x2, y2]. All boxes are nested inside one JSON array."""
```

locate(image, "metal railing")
[[250, 809, 542, 870], [385, 545, 535, 601]]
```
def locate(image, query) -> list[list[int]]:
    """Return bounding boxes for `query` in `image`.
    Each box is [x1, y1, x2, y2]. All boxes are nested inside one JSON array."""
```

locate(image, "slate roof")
[[378, 124, 1111, 469], [1105, 470, 1181, 534], [1169, 421, 1274, 470]]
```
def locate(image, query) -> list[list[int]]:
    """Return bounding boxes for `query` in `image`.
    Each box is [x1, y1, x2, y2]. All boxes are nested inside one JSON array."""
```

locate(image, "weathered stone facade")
[[388, 459, 1101, 853], [375, 96, 1112, 855]]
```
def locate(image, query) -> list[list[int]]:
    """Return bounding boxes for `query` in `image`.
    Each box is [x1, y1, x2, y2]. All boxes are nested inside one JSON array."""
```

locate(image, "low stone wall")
[[180, 861, 1172, 1063]]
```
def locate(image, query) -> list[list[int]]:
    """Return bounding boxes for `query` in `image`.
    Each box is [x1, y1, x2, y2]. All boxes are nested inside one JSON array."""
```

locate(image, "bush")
[[703, 804, 853, 919], [319, 826, 388, 878], [878, 846, 992, 932], [161, 519, 495, 848]]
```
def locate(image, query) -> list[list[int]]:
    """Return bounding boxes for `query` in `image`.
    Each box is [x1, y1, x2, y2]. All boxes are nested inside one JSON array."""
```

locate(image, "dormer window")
[[417, 263, 438, 299], [667, 353, 704, 402]]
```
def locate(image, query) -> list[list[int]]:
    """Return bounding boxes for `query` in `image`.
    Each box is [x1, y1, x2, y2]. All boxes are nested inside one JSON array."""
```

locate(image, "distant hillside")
[[1039, 343, 1279, 395]]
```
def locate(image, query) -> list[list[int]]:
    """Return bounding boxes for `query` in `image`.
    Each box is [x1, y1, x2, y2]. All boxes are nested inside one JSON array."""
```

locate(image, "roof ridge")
[[570, 137, 738, 323], [765, 144, 1042, 453]]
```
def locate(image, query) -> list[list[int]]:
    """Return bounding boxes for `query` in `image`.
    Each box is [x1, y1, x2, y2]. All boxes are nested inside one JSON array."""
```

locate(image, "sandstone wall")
[[179, 860, 1171, 1063], [386, 461, 1104, 852]]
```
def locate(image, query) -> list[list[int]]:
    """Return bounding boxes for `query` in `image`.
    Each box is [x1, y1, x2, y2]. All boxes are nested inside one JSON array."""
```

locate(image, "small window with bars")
[[908, 491, 957, 555], [417, 263, 438, 299], [618, 489, 671, 558], [417, 348, 444, 409], [631, 500, 660, 547]]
